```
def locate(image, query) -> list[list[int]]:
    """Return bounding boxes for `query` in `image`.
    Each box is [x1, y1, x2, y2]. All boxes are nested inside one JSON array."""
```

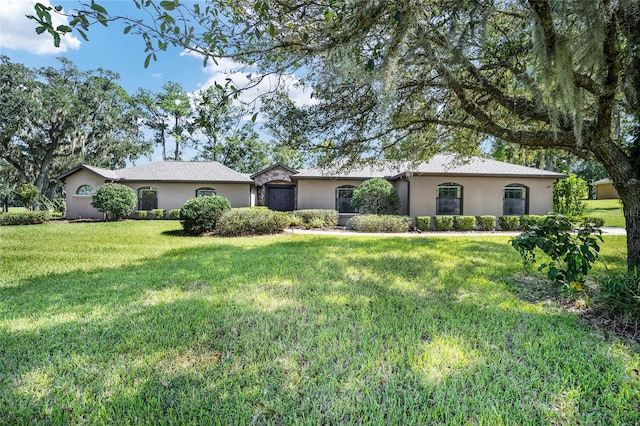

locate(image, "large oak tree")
[[0, 56, 150, 198], [31, 1, 640, 270]]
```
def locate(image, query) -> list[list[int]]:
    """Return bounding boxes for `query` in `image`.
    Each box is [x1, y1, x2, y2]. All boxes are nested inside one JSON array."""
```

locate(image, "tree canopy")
[[29, 1, 640, 268], [0, 56, 151, 198]]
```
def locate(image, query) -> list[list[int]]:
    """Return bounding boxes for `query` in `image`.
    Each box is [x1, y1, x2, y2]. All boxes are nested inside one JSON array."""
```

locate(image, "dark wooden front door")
[[266, 185, 295, 211]]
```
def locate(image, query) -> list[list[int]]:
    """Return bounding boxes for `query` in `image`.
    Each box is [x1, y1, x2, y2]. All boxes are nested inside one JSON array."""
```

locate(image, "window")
[[336, 185, 357, 213], [436, 183, 462, 215], [196, 187, 216, 197], [503, 184, 528, 215], [76, 185, 93, 195], [138, 186, 158, 210]]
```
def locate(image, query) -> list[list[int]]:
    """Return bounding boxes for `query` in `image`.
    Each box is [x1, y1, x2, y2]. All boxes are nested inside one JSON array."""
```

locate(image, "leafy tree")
[[0, 161, 19, 213], [553, 175, 589, 216], [192, 84, 242, 162], [351, 178, 400, 215], [13, 183, 39, 210], [159, 82, 192, 160], [0, 56, 150, 199], [201, 125, 271, 174], [91, 183, 137, 221], [30, 1, 640, 273]]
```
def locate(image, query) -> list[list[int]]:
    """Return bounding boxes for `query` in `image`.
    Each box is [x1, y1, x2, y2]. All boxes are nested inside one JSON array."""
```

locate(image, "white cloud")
[[181, 51, 317, 122], [0, 0, 81, 54]]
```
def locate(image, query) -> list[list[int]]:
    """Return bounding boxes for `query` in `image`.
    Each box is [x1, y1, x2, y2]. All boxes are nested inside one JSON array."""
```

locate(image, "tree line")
[[0, 56, 303, 210]]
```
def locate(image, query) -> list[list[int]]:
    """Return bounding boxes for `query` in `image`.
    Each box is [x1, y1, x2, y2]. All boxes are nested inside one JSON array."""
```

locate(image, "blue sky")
[[1, 0, 315, 161]]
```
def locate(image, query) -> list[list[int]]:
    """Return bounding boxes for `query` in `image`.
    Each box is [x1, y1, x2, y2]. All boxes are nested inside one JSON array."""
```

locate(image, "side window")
[[336, 185, 357, 213], [436, 183, 462, 215], [76, 185, 93, 195], [503, 184, 528, 215], [196, 187, 216, 197]]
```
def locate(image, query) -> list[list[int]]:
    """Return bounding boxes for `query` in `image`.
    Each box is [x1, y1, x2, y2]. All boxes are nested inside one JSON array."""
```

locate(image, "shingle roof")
[[56, 164, 119, 181], [58, 161, 253, 183], [115, 161, 253, 183], [293, 154, 566, 179], [592, 178, 612, 185]]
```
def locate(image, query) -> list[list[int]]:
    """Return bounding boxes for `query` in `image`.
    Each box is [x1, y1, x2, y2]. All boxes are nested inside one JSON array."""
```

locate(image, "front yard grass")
[[584, 199, 625, 228], [0, 221, 637, 424]]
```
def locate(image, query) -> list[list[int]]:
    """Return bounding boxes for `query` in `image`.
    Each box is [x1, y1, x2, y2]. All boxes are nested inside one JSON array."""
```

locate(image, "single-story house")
[[58, 154, 566, 222], [592, 178, 619, 200]]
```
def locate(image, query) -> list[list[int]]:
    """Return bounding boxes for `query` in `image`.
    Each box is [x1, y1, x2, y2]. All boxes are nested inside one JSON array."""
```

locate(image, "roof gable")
[[56, 164, 119, 181]]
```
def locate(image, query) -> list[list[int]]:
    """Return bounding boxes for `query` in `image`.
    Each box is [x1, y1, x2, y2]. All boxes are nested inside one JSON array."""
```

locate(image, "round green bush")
[[499, 215, 520, 231], [179, 195, 231, 235], [351, 178, 400, 215], [477, 215, 496, 231], [91, 183, 137, 221], [415, 216, 431, 231], [434, 215, 454, 231], [453, 216, 476, 231]]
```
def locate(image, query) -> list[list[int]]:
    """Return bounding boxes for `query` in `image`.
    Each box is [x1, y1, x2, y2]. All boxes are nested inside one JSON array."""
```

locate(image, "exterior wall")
[[63, 170, 107, 219], [297, 179, 365, 210], [407, 176, 556, 218], [126, 182, 252, 211], [392, 179, 410, 216], [595, 183, 619, 199], [63, 173, 253, 219]]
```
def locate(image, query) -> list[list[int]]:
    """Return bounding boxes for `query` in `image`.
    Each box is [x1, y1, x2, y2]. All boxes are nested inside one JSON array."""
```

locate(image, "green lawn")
[[0, 221, 637, 424], [584, 199, 626, 228]]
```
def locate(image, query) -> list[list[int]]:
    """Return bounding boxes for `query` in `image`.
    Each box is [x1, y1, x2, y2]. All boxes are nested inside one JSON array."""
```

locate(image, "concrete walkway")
[[286, 227, 627, 237]]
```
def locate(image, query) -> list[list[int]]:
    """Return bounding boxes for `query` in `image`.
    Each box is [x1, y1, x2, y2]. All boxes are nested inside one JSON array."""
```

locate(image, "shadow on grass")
[[1, 236, 638, 424]]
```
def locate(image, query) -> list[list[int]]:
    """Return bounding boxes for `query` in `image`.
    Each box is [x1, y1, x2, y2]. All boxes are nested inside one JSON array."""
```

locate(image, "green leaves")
[[160, 0, 177, 11], [511, 214, 603, 289]]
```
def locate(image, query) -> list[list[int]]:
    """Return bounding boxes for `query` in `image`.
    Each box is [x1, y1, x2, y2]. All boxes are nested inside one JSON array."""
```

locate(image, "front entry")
[[266, 185, 295, 211]]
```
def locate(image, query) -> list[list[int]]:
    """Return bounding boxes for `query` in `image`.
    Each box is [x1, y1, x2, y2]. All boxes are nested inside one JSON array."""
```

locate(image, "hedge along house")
[[291, 155, 566, 225], [58, 161, 254, 219]]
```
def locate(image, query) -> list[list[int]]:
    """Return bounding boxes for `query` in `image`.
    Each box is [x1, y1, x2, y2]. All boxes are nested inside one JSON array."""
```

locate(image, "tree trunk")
[[620, 187, 640, 270]]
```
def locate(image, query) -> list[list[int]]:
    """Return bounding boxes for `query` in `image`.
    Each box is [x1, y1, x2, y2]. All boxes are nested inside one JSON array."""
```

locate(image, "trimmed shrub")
[[346, 214, 411, 233], [307, 217, 325, 229], [151, 209, 166, 220], [415, 216, 431, 231], [292, 209, 339, 228], [582, 216, 605, 228], [288, 214, 303, 227], [351, 178, 400, 214], [477, 215, 496, 231], [179, 195, 231, 235], [434, 216, 454, 231], [168, 209, 180, 220], [137, 210, 149, 219], [499, 215, 520, 231], [217, 207, 290, 236], [91, 183, 137, 221], [0, 211, 51, 226], [453, 216, 476, 231]]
